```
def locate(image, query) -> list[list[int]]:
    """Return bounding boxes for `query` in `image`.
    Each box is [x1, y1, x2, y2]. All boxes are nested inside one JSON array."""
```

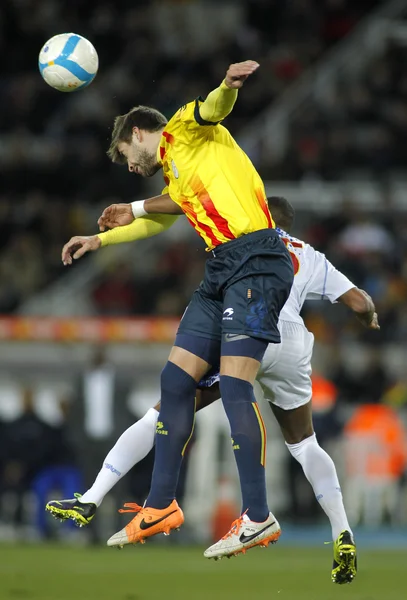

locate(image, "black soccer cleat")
[[332, 530, 357, 584], [45, 493, 97, 528]]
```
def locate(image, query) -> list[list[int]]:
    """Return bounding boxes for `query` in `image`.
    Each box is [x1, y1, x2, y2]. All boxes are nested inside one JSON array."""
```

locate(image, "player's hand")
[[97, 203, 134, 231], [357, 289, 380, 329], [356, 310, 380, 330], [368, 312, 380, 330], [224, 60, 259, 89], [61, 235, 101, 266]]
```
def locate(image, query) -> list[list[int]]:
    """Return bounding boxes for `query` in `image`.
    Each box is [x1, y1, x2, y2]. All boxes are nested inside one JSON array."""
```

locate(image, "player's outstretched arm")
[[199, 60, 259, 123], [62, 235, 101, 265], [62, 214, 180, 266], [338, 287, 380, 329], [97, 193, 182, 231]]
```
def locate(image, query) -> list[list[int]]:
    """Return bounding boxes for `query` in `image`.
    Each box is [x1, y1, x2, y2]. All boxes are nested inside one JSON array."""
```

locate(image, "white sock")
[[286, 433, 352, 541], [80, 407, 158, 507]]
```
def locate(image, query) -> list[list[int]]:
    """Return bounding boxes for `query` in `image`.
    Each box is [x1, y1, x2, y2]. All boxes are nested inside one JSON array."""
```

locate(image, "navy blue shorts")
[[177, 229, 294, 344]]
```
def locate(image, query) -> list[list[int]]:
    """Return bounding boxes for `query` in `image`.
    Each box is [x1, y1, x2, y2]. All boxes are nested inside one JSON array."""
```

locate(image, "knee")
[[160, 361, 196, 397], [219, 375, 253, 405], [284, 425, 314, 446], [286, 432, 317, 458]]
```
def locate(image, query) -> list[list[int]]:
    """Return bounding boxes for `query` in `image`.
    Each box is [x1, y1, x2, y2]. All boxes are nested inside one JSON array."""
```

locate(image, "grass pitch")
[[0, 543, 404, 600]]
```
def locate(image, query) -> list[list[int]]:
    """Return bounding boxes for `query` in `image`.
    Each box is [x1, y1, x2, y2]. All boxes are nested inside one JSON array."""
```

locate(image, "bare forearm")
[[144, 194, 183, 215], [338, 287, 379, 328], [339, 287, 374, 313]]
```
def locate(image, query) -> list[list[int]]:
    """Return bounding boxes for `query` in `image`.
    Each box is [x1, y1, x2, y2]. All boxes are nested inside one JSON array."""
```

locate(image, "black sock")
[[220, 375, 269, 522], [146, 362, 196, 508]]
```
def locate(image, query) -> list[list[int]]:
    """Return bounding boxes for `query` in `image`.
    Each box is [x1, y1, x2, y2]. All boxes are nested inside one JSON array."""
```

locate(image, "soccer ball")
[[38, 33, 98, 92]]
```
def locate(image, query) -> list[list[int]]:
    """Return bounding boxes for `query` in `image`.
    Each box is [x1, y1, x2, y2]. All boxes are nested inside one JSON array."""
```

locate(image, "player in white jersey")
[[47, 197, 379, 583]]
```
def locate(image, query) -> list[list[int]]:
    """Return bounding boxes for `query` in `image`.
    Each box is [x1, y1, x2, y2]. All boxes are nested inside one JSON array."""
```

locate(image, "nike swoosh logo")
[[239, 521, 276, 544], [139, 509, 178, 530], [223, 333, 250, 342]]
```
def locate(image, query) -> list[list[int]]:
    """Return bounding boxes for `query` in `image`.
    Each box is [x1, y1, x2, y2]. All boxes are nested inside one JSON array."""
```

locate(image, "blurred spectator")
[[331, 351, 393, 405], [344, 403, 407, 526], [337, 217, 394, 258], [92, 264, 138, 316], [31, 396, 81, 538], [273, 36, 407, 180], [68, 346, 130, 542], [0, 387, 78, 535]]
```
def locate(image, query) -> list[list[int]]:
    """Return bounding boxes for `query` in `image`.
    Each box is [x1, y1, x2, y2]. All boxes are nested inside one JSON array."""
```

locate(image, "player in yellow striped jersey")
[[107, 62, 273, 250], [70, 62, 295, 559]]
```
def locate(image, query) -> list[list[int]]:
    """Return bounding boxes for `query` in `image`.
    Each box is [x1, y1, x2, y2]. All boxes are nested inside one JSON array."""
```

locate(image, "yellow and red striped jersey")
[[157, 99, 274, 250]]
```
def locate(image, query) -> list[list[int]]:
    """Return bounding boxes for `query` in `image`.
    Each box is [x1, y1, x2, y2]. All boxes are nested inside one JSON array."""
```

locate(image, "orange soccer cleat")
[[107, 500, 184, 548]]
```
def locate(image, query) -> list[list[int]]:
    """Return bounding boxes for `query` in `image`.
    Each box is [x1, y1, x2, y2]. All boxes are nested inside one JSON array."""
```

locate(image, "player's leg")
[[107, 290, 223, 547], [271, 402, 352, 536], [205, 231, 294, 559], [220, 352, 269, 523], [272, 402, 356, 584], [259, 321, 356, 583], [106, 344, 215, 547], [46, 377, 221, 528], [45, 405, 160, 526], [204, 346, 282, 559], [142, 342, 215, 507]]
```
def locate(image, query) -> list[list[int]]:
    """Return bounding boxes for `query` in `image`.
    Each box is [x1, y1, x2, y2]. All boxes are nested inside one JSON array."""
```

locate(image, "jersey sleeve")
[[176, 83, 238, 132], [176, 99, 218, 134], [97, 215, 180, 247], [305, 249, 355, 303]]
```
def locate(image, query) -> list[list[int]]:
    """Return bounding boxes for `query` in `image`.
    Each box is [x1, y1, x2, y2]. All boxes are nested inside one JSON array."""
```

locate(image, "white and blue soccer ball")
[[38, 33, 98, 92]]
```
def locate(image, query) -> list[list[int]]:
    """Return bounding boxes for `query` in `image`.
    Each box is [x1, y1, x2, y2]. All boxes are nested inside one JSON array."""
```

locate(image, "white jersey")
[[198, 229, 355, 404], [276, 228, 355, 325]]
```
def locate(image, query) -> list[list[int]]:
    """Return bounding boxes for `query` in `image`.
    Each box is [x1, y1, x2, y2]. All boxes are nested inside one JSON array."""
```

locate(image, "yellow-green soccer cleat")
[[332, 530, 357, 584], [45, 493, 97, 528]]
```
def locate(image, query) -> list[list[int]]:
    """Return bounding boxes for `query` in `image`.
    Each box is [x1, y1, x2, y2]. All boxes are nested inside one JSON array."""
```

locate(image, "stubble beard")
[[138, 148, 161, 177]]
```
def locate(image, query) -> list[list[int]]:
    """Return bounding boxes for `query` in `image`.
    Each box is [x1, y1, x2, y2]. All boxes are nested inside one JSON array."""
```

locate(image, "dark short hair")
[[267, 196, 295, 232], [107, 106, 168, 164]]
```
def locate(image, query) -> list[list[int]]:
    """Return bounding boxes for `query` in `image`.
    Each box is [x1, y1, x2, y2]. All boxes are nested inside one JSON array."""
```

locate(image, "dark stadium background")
[[0, 1, 406, 598]]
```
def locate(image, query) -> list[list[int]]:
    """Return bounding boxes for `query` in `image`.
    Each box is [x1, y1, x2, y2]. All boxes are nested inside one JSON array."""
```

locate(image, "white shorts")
[[256, 320, 314, 411]]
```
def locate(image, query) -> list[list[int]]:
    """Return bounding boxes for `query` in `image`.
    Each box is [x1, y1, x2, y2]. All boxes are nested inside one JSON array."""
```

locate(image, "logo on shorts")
[[223, 308, 234, 321], [224, 333, 249, 342]]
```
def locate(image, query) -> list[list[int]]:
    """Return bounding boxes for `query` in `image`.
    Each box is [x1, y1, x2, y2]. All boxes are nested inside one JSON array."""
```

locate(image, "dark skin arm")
[[337, 287, 380, 330]]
